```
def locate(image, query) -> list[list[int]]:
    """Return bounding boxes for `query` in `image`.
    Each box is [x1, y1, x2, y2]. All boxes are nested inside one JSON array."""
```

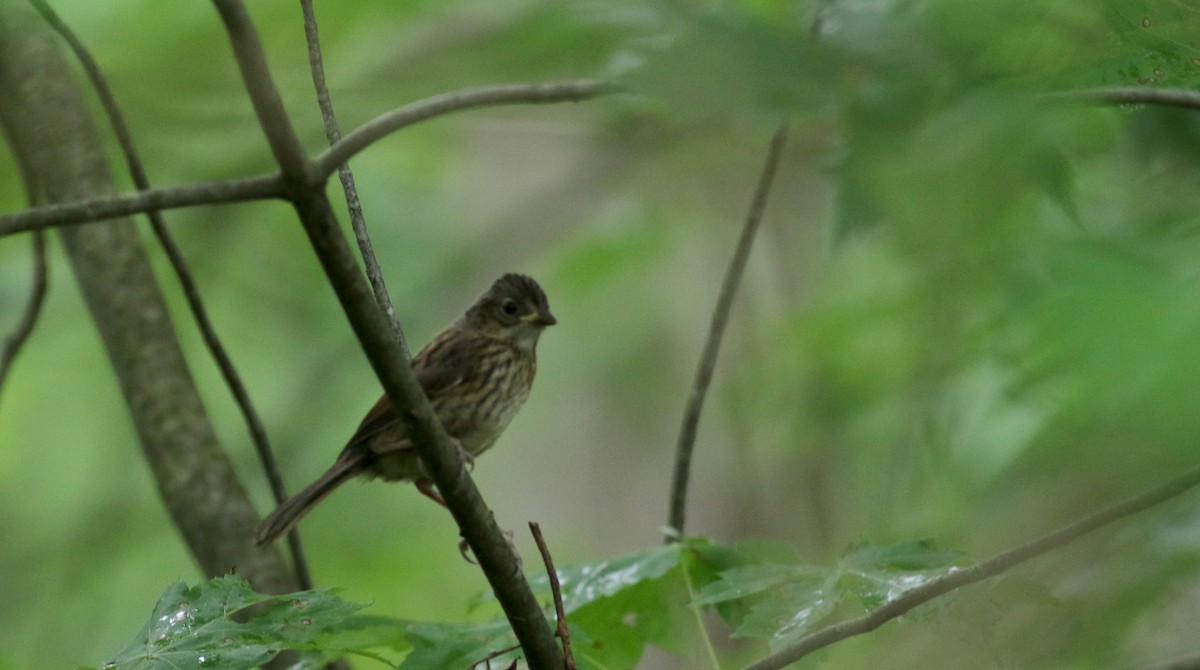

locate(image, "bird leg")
[[415, 478, 446, 507], [454, 437, 476, 472], [459, 528, 521, 571]]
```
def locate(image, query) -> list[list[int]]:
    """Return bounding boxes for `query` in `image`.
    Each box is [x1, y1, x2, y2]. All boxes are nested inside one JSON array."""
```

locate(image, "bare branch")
[[742, 460, 1200, 670], [0, 81, 615, 236], [1048, 86, 1200, 111], [530, 522, 577, 670], [0, 173, 286, 236], [313, 80, 617, 177], [665, 124, 790, 541], [299, 0, 408, 358], [1135, 655, 1200, 670], [210, 1, 564, 666], [0, 231, 48, 396]]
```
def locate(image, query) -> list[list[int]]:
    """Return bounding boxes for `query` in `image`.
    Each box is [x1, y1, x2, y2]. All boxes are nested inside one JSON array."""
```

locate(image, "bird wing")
[[341, 332, 475, 453]]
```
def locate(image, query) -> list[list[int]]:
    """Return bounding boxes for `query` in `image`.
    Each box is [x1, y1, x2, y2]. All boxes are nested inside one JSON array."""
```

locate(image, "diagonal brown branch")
[[665, 124, 790, 541], [530, 522, 577, 670], [742, 459, 1200, 670], [299, 0, 409, 359], [209, 1, 565, 666]]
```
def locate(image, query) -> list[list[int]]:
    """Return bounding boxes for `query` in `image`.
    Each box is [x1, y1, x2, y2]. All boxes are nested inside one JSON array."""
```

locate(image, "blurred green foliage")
[[97, 539, 964, 669], [4, 0, 1200, 668]]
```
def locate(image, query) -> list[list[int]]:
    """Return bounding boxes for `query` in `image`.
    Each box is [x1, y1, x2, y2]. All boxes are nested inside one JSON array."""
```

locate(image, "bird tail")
[[256, 456, 360, 546]]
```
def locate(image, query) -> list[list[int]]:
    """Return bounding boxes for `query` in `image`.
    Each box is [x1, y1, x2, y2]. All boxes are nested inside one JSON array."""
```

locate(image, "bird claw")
[[458, 536, 476, 564], [458, 529, 521, 571], [452, 437, 476, 472]]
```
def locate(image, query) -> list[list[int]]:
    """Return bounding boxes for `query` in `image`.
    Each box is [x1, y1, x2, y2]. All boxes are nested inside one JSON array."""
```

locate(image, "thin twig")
[[741, 459, 1200, 670], [529, 522, 576, 670], [1047, 86, 1200, 111], [472, 642, 522, 669], [0, 80, 617, 236], [0, 231, 48, 396], [8, 82, 1200, 238], [1135, 654, 1200, 670], [29, 0, 314, 591], [0, 173, 286, 236], [665, 124, 790, 541], [314, 80, 617, 177], [211, 1, 565, 666], [299, 0, 408, 358]]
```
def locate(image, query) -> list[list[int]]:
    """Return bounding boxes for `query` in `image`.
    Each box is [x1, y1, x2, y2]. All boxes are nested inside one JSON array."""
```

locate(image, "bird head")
[[460, 273, 556, 348]]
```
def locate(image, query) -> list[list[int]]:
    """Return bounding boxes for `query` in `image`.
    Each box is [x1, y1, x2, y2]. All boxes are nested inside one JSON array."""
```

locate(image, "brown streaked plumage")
[[256, 273, 555, 546]]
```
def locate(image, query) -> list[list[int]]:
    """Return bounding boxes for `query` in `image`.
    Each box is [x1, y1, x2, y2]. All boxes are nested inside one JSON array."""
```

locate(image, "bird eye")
[[500, 299, 519, 316]]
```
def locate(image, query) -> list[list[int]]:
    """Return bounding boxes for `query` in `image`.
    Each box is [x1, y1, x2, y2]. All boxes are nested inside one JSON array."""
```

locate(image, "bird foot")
[[415, 478, 446, 507], [452, 437, 476, 472], [458, 529, 521, 571]]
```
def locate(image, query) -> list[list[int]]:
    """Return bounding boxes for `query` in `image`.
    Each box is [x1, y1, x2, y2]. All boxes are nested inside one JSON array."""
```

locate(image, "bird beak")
[[522, 310, 557, 327]]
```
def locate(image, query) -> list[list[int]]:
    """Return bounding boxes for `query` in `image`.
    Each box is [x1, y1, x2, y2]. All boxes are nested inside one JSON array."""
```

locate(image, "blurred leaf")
[[692, 540, 966, 648], [624, 6, 840, 119], [734, 578, 841, 650], [570, 569, 691, 667], [466, 545, 689, 668], [693, 564, 827, 606], [100, 576, 402, 670], [398, 620, 514, 670], [529, 544, 681, 613], [841, 539, 967, 572], [1093, 0, 1200, 88], [839, 540, 968, 609]]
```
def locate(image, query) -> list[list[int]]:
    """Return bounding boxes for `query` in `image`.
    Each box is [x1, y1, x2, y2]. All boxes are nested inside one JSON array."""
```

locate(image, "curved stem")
[[313, 80, 616, 178], [665, 124, 789, 540]]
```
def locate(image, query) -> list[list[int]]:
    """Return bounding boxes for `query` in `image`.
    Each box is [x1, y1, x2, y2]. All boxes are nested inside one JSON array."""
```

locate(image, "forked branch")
[[210, 0, 566, 666], [0, 79, 616, 236]]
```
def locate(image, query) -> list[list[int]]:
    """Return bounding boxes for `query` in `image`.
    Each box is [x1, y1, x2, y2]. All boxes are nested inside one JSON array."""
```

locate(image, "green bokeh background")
[[3, 0, 1200, 668]]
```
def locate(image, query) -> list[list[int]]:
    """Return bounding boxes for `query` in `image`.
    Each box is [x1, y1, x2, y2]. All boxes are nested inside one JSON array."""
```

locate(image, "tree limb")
[[0, 0, 296, 594], [313, 80, 617, 176], [25, 0, 316, 593], [0, 80, 617, 236], [0, 173, 286, 235], [210, 1, 565, 666], [1048, 86, 1200, 111]]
